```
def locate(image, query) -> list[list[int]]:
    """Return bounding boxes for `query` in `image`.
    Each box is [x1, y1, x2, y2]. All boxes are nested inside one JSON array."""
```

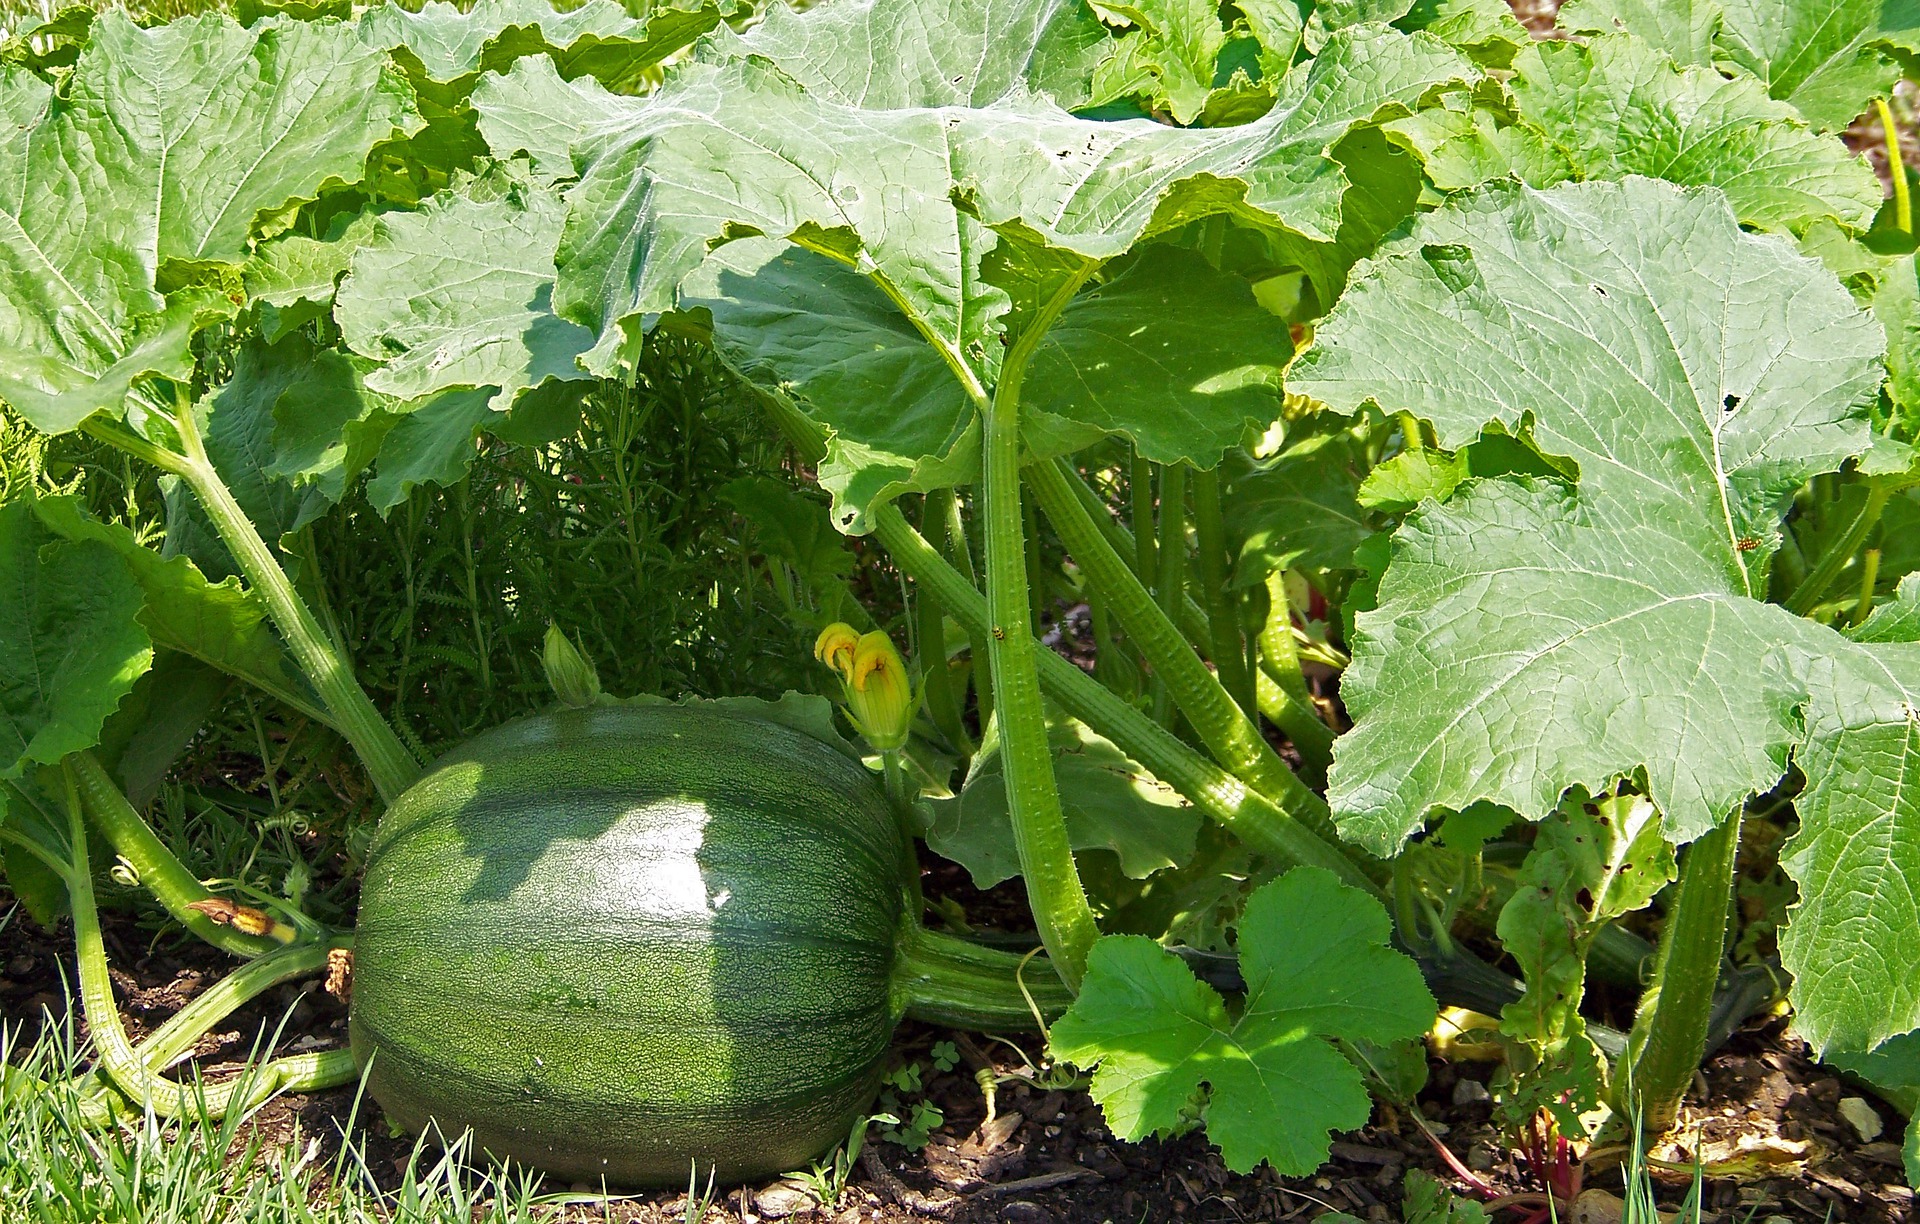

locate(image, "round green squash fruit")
[[348, 703, 916, 1186]]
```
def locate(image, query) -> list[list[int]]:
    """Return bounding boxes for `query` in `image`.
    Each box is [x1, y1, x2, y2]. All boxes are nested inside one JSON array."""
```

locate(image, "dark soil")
[[4, 876, 1914, 1224]]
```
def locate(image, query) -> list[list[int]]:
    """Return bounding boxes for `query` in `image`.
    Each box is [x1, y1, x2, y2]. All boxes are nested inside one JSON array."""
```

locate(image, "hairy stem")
[[1029, 459, 1359, 862], [1256, 571, 1335, 780], [63, 773, 355, 1120], [71, 752, 290, 958], [1191, 465, 1257, 721], [171, 405, 419, 802], [1621, 813, 1741, 1134], [742, 380, 1369, 890], [1150, 462, 1187, 726], [1786, 479, 1892, 617], [895, 925, 1075, 1031], [869, 503, 1376, 892], [1878, 97, 1912, 236], [979, 275, 1104, 990], [1130, 452, 1156, 584]]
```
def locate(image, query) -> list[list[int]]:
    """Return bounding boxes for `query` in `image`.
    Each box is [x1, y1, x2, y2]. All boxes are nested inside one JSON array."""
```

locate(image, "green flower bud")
[[542, 625, 603, 708]]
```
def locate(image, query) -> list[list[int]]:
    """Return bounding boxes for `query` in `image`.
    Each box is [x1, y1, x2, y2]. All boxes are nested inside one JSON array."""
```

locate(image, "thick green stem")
[[1786, 480, 1892, 616], [895, 925, 1075, 1031], [870, 503, 1377, 893], [1057, 461, 1212, 650], [1191, 466, 1256, 721], [917, 492, 973, 754], [1130, 453, 1156, 583], [71, 752, 288, 959], [742, 380, 1370, 892], [1029, 460, 1359, 862], [63, 777, 355, 1120], [172, 408, 419, 803], [1256, 572, 1335, 780], [981, 290, 1101, 990], [1621, 813, 1741, 1134], [1150, 463, 1187, 726]]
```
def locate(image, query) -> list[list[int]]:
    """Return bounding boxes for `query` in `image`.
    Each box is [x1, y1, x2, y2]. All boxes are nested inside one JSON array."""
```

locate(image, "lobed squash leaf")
[[1051, 867, 1435, 1175], [0, 13, 417, 433], [1295, 176, 1920, 1054]]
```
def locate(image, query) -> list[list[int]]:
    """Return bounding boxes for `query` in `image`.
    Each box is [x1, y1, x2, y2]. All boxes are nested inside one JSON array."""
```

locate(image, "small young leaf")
[[1051, 867, 1435, 1174]]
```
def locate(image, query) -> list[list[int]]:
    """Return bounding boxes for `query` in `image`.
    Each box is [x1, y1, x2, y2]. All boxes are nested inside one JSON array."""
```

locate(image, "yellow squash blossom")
[[814, 622, 917, 751]]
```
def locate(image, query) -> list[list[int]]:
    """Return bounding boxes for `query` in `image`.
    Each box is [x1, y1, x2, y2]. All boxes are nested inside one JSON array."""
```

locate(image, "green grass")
[[0, 1000, 604, 1223]]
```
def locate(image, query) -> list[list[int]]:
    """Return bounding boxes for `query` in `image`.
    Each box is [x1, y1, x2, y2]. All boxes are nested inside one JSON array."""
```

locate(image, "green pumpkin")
[[349, 704, 913, 1185]]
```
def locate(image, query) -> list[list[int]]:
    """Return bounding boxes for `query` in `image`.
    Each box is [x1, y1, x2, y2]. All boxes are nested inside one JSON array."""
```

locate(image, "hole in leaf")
[[1591, 283, 1608, 297], [1724, 393, 1742, 413]]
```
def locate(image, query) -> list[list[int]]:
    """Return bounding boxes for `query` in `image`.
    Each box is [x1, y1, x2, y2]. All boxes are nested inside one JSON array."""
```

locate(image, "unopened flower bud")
[[542, 624, 603, 708]]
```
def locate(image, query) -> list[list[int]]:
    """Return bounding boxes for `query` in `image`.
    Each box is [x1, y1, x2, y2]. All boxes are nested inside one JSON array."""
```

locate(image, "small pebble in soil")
[[1838, 1096, 1885, 1142], [999, 1202, 1053, 1223], [1452, 1077, 1491, 1106]]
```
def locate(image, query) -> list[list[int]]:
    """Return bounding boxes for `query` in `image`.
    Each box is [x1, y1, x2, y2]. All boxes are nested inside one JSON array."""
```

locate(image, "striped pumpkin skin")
[[349, 704, 912, 1185]]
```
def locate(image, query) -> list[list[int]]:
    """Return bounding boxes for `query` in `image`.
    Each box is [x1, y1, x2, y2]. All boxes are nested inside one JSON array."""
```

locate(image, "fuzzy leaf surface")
[[1506, 35, 1880, 231], [358, 0, 718, 94], [1556, 0, 1895, 131], [336, 179, 591, 409], [0, 13, 414, 431], [556, 16, 1472, 413], [0, 500, 151, 779], [1050, 867, 1434, 1174], [1295, 176, 1920, 1052]]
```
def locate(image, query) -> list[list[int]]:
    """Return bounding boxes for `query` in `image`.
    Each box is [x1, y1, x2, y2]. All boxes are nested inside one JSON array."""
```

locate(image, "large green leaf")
[[1294, 177, 1920, 1052], [1050, 867, 1435, 1174], [1557, 0, 1720, 67], [1296, 179, 1878, 849], [1787, 636, 1920, 1052], [679, 239, 976, 531], [557, 20, 1471, 369], [728, 0, 1111, 110], [359, 0, 719, 96], [1385, 34, 1879, 233], [927, 706, 1199, 888], [555, 15, 1468, 525], [335, 177, 591, 409], [1505, 35, 1880, 232], [1226, 432, 1371, 577], [29, 496, 317, 720], [0, 12, 416, 433], [473, 54, 629, 181], [1556, 0, 1896, 131], [1084, 0, 1233, 125], [1714, 0, 1895, 131], [1022, 245, 1291, 466], [0, 500, 151, 780]]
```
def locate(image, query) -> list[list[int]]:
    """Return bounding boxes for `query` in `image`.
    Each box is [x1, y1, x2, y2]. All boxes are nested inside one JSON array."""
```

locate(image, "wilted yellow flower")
[[814, 622, 862, 679]]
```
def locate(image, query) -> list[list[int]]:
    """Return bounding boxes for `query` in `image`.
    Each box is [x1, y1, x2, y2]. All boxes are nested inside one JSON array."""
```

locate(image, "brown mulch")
[[4, 882, 1914, 1224]]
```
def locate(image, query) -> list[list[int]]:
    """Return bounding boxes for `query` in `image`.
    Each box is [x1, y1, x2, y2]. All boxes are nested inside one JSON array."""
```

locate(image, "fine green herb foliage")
[[1050, 867, 1436, 1174], [6, 0, 1920, 1195]]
